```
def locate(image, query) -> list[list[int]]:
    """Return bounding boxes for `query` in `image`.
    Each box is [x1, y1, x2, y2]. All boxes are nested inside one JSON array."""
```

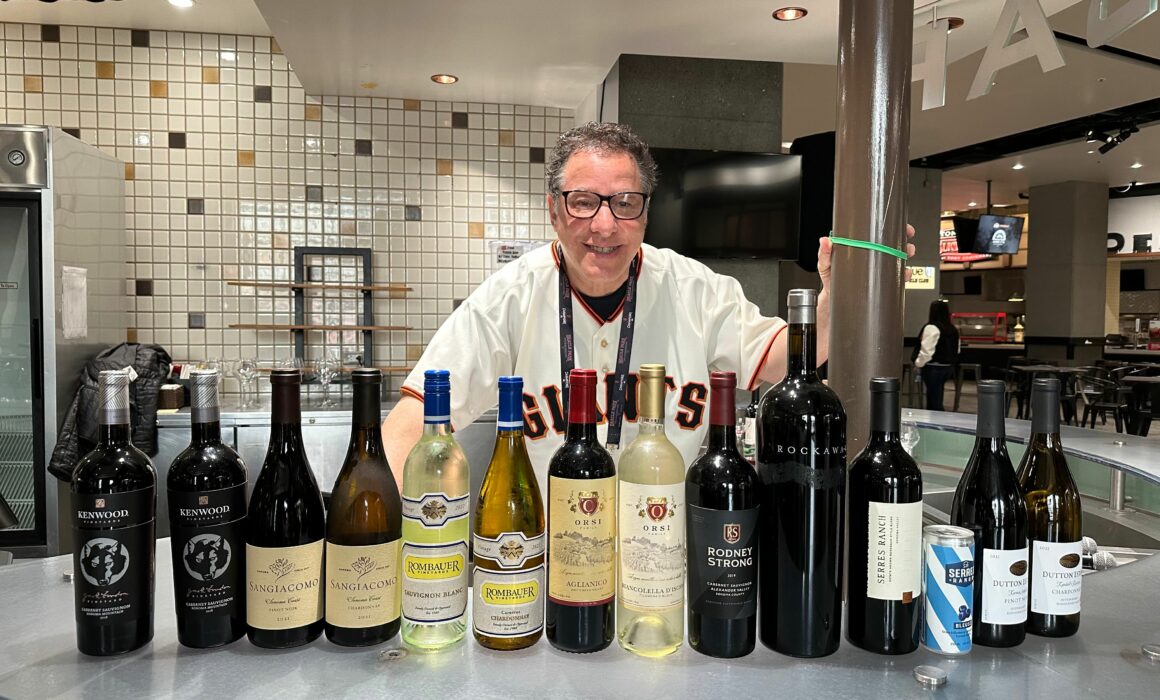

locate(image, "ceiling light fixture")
[[1012, 163, 1024, 170], [431, 74, 458, 85], [1087, 150, 1096, 154], [773, 7, 808, 21], [168, 0, 195, 8], [1098, 124, 1139, 154], [1131, 162, 1144, 169], [968, 201, 977, 207]]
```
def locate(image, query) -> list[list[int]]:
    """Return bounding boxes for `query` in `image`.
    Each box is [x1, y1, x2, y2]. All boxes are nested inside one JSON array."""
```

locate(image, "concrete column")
[[829, 0, 914, 453], [1025, 182, 1109, 363], [1105, 259, 1121, 336]]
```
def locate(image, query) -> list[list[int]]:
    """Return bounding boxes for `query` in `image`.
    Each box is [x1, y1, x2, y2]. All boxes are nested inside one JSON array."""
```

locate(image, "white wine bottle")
[[472, 376, 545, 650], [617, 363, 685, 657], [400, 370, 470, 650]]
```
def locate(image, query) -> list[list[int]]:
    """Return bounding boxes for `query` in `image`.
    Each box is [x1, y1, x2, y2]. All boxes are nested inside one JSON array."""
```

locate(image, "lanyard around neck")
[[557, 245, 639, 451]]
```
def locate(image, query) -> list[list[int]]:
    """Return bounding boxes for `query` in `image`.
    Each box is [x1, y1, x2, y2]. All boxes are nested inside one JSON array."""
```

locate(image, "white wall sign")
[[61, 265, 88, 339], [488, 239, 546, 274], [905, 266, 936, 290]]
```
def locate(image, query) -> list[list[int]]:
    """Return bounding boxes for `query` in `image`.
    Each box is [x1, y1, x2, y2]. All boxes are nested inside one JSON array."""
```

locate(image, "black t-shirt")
[[578, 279, 629, 323]]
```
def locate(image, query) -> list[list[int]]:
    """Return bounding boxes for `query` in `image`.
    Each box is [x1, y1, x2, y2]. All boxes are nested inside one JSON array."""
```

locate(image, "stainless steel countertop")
[[1, 539, 1158, 698]]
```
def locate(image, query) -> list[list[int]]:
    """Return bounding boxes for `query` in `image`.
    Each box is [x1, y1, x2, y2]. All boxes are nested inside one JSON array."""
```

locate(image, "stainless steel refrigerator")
[[0, 126, 127, 557]]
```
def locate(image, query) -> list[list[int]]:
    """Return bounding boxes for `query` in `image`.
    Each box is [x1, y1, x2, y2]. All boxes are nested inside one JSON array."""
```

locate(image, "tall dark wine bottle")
[[757, 289, 846, 658], [325, 369, 402, 646], [950, 380, 1029, 648], [686, 371, 759, 659], [167, 369, 247, 649], [71, 369, 156, 656], [546, 368, 616, 653], [246, 369, 326, 648], [847, 378, 923, 655], [1018, 378, 1082, 638]]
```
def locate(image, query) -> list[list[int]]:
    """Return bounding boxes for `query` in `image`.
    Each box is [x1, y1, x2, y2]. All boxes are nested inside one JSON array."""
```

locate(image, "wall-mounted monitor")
[[953, 215, 1024, 254]]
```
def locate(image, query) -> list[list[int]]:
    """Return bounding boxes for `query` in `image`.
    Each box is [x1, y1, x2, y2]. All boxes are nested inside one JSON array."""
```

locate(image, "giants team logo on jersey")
[[521, 372, 708, 439], [723, 523, 742, 544]]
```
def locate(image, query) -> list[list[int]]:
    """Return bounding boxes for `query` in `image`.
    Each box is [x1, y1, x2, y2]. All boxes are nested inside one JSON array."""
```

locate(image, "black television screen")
[[954, 214, 1024, 254], [645, 148, 802, 259]]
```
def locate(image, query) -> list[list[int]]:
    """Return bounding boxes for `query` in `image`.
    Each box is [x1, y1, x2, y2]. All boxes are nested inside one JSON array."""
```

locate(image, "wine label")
[[865, 500, 922, 602], [402, 492, 470, 528], [72, 487, 155, 626], [325, 540, 401, 629], [1030, 540, 1082, 616], [687, 504, 758, 620], [474, 531, 546, 569], [246, 540, 324, 630], [401, 541, 469, 623], [169, 484, 246, 621], [472, 564, 545, 638], [618, 481, 684, 612], [980, 546, 1030, 625], [548, 475, 615, 606]]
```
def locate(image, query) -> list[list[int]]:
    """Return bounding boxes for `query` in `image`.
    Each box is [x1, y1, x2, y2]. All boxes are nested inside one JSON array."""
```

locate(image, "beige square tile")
[[126, 328, 138, 343], [23, 75, 43, 93], [304, 104, 322, 121], [124, 163, 136, 180], [467, 222, 485, 239], [498, 129, 515, 146], [406, 344, 424, 362], [150, 80, 168, 98], [95, 61, 115, 79], [202, 67, 219, 84], [436, 159, 453, 176], [403, 99, 421, 111], [237, 150, 255, 166], [340, 220, 356, 235], [273, 233, 289, 249]]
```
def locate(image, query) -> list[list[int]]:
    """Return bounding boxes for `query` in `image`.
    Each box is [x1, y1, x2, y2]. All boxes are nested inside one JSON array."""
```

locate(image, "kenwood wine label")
[[169, 484, 246, 619], [1030, 540, 1082, 616], [73, 487, 155, 625], [687, 504, 758, 619]]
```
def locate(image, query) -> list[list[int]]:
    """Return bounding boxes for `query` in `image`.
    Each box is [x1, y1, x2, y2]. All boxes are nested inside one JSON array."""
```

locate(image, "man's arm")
[[382, 395, 423, 490]]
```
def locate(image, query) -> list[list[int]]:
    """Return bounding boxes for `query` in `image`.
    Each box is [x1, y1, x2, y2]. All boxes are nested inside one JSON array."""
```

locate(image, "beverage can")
[[922, 524, 975, 655]]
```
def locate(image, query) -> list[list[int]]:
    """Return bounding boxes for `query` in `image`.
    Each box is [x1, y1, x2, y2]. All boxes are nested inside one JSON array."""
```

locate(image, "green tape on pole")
[[828, 233, 908, 261]]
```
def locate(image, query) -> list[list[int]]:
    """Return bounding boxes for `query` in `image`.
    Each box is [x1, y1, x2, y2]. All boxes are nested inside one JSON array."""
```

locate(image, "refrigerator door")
[[0, 193, 46, 551]]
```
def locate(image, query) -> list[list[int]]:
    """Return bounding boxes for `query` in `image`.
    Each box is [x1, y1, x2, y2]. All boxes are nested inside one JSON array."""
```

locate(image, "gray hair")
[[545, 122, 658, 195]]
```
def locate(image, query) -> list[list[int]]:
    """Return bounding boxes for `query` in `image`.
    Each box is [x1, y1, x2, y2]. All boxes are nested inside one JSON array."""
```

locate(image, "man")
[[383, 122, 913, 487]]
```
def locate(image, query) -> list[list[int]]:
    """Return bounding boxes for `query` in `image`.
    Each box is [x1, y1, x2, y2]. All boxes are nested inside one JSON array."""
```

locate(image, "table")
[[1011, 366, 1085, 422], [2, 540, 1160, 699], [1121, 375, 1160, 436]]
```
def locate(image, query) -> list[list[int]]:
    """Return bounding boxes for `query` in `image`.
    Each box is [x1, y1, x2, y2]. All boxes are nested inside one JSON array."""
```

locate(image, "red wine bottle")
[[686, 371, 759, 658], [71, 369, 157, 656], [846, 378, 923, 654], [246, 369, 326, 648], [168, 369, 248, 648], [757, 289, 846, 658], [546, 369, 616, 653]]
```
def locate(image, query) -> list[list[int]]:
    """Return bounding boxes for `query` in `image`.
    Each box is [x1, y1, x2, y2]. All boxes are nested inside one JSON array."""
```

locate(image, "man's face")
[[548, 150, 647, 296]]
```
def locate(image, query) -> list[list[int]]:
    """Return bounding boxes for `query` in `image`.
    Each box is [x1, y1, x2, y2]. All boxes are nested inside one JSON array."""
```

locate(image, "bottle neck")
[[706, 422, 737, 451], [637, 416, 666, 435], [423, 388, 451, 437], [423, 421, 451, 437], [869, 387, 900, 444], [975, 392, 1006, 441], [1031, 390, 1061, 435], [786, 323, 817, 377], [191, 420, 222, 445], [98, 423, 132, 447], [566, 420, 598, 443]]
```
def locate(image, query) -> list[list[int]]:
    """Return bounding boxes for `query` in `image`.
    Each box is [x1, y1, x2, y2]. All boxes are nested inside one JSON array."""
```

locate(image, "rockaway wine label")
[[246, 540, 323, 630], [548, 476, 616, 606]]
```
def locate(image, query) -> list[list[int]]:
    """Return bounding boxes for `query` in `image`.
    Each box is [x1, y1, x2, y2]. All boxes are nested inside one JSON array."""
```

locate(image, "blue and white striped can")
[[922, 524, 975, 655]]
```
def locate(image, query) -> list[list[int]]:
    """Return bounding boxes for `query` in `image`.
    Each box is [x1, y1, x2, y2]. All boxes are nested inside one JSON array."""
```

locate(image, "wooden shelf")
[[229, 324, 411, 331], [224, 280, 412, 293]]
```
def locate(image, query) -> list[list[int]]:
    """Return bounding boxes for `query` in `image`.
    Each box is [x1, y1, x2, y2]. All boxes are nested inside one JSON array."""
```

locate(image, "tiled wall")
[[1, 22, 572, 395]]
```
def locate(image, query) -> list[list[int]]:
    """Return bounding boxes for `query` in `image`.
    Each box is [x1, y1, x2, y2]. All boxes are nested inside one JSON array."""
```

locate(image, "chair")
[[1058, 373, 1080, 426], [953, 363, 983, 412], [1075, 375, 1127, 432], [1003, 368, 1029, 418]]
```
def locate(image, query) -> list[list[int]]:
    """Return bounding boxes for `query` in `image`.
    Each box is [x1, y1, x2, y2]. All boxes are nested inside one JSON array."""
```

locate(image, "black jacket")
[[48, 343, 172, 482]]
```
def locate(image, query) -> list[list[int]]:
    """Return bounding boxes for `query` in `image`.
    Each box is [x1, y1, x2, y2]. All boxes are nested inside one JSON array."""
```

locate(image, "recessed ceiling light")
[[431, 74, 459, 85], [773, 7, 808, 21], [168, 0, 195, 8], [1012, 163, 1024, 170], [1131, 162, 1144, 169], [968, 201, 977, 207]]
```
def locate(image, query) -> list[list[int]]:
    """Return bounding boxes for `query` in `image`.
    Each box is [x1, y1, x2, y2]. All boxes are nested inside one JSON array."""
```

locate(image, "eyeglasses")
[[558, 190, 649, 220]]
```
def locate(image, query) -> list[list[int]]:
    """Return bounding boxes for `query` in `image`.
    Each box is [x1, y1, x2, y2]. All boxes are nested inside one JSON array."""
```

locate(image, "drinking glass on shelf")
[[235, 359, 261, 409], [314, 354, 341, 408], [900, 411, 920, 456]]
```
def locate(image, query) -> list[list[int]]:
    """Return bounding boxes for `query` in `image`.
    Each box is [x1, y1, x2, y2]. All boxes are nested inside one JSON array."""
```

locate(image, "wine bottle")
[[245, 368, 326, 648], [325, 368, 402, 647], [950, 379, 1029, 648], [617, 363, 685, 657], [71, 369, 156, 656], [847, 378, 923, 655], [1018, 378, 1082, 638], [686, 371, 759, 659], [472, 376, 546, 650], [742, 389, 759, 464], [167, 369, 247, 649], [546, 368, 616, 653], [400, 369, 470, 650], [756, 288, 846, 658]]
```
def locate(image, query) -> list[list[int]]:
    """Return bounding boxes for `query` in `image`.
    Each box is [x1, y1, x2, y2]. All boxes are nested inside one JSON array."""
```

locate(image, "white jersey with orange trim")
[[401, 242, 786, 486]]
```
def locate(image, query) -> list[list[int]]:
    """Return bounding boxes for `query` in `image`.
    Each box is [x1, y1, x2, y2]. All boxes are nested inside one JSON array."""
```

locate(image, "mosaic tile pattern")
[[0, 22, 572, 395]]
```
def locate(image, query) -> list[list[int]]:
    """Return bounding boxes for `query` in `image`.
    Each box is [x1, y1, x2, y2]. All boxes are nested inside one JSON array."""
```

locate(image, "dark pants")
[[921, 364, 954, 412]]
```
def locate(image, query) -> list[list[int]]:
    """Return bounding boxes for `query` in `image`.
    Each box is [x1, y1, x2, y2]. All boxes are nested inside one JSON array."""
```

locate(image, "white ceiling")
[[0, 0, 270, 36]]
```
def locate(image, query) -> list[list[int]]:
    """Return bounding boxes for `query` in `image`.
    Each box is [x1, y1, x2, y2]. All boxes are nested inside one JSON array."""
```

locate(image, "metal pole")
[[1109, 469, 1126, 512], [830, 0, 914, 455]]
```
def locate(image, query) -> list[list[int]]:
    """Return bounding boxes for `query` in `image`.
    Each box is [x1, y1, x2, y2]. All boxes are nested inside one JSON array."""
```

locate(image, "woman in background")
[[913, 300, 960, 412]]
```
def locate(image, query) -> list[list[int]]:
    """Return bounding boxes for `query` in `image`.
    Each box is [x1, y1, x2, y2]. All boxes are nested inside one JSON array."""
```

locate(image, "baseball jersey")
[[401, 242, 786, 488]]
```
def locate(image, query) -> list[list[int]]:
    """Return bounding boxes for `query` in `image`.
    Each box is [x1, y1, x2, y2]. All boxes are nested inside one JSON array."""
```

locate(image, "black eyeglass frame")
[[556, 190, 650, 220]]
